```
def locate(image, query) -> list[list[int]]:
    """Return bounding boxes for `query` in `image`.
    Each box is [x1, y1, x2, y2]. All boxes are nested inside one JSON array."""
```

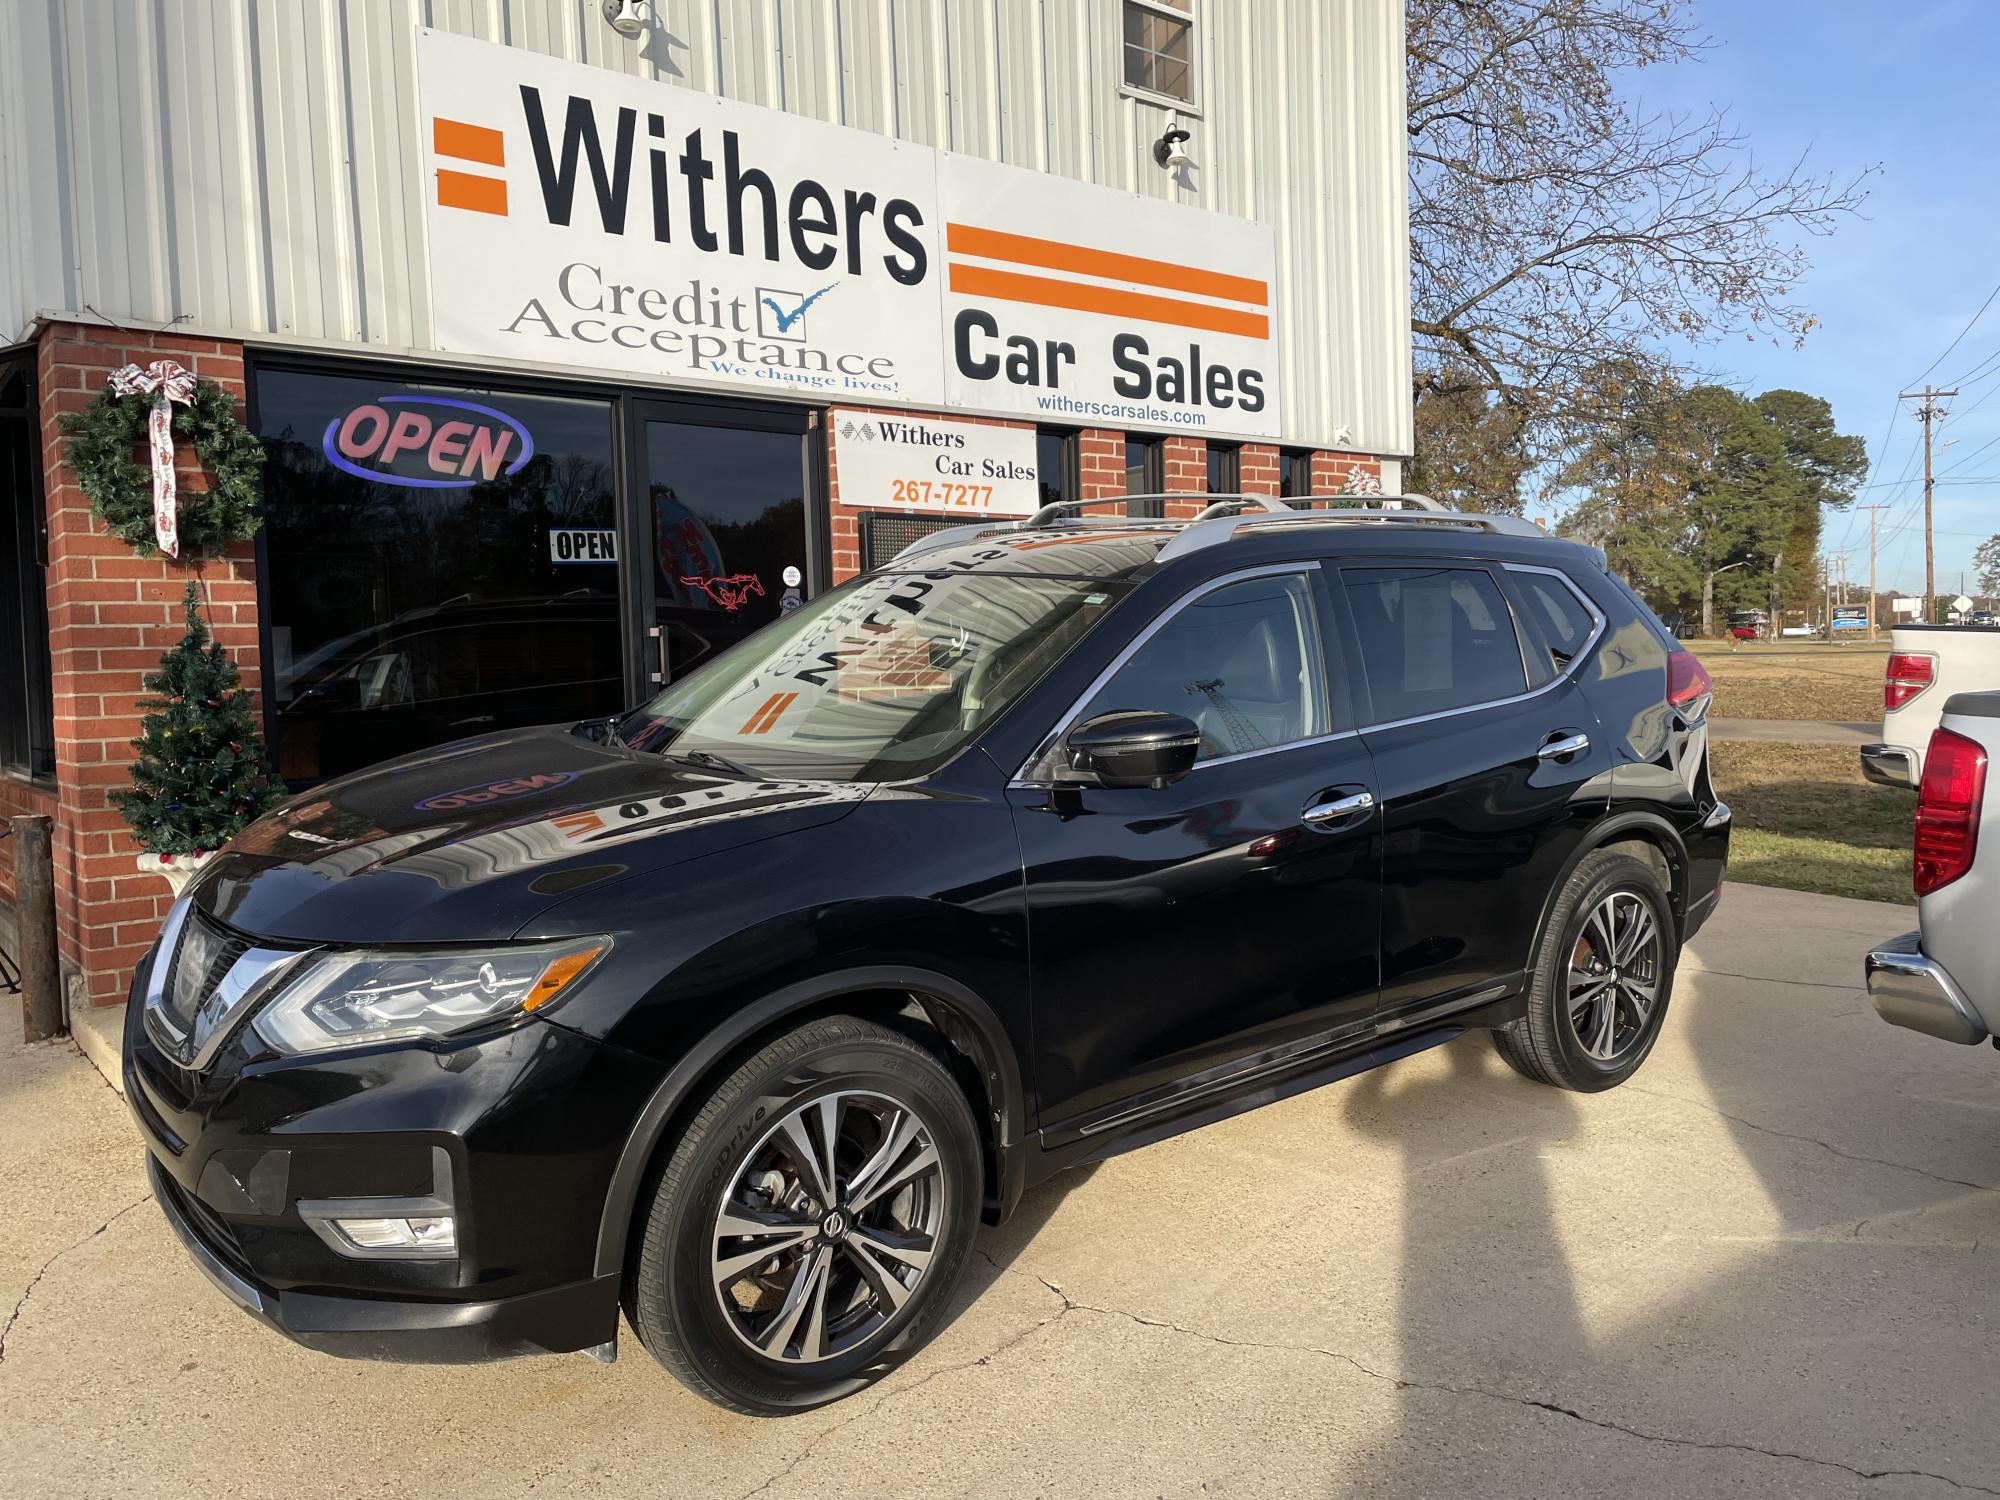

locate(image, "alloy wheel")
[[1565, 890, 1662, 1063], [710, 1090, 944, 1365]]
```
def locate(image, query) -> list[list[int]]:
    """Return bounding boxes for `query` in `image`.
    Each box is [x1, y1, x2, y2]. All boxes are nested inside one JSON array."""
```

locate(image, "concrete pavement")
[[1709, 718, 1877, 744], [2, 882, 1996, 1498]]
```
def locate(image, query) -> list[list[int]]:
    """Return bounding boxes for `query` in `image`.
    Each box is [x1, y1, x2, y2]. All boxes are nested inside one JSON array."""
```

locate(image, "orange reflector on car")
[[523, 944, 606, 1011]]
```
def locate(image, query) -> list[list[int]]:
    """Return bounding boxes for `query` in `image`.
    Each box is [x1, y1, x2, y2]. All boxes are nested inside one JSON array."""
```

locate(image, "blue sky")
[[1632, 0, 2000, 595]]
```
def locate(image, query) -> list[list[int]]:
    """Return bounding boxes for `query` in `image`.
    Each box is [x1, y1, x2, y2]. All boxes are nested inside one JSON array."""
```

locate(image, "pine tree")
[[112, 584, 282, 856]]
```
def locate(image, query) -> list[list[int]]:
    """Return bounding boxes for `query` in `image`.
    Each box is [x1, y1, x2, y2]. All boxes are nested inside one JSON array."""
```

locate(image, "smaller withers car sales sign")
[[416, 30, 1280, 440], [830, 410, 1039, 517]]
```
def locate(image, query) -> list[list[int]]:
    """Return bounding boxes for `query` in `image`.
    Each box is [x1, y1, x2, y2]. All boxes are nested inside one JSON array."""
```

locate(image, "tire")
[[1494, 849, 1677, 1092], [624, 1015, 982, 1415]]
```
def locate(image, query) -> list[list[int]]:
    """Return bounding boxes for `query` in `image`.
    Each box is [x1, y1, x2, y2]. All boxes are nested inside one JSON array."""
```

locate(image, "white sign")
[[1892, 597, 1921, 615], [549, 528, 616, 563], [1954, 594, 1975, 614], [415, 31, 1280, 440], [830, 410, 1039, 516]]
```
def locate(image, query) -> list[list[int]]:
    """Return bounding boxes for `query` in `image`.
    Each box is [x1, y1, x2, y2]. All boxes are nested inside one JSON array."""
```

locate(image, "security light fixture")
[[1153, 117, 1193, 171], [602, 0, 648, 40]]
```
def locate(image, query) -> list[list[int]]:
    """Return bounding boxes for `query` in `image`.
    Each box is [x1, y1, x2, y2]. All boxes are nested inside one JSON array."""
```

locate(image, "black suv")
[[128, 495, 1728, 1414]]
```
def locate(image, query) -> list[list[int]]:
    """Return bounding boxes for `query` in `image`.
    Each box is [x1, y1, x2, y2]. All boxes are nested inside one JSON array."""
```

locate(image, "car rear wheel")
[[624, 1015, 982, 1414], [1494, 849, 1676, 1092]]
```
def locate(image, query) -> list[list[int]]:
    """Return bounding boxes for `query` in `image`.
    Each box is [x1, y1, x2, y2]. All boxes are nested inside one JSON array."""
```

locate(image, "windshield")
[[616, 571, 1128, 780]]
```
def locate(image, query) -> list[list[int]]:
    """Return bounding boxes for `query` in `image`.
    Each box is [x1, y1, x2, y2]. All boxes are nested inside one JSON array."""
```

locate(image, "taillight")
[[1914, 727, 1987, 895], [1667, 648, 1711, 722], [1885, 652, 1936, 712]]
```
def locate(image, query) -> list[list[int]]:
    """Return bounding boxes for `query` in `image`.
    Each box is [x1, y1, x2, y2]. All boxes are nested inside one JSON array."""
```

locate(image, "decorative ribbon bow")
[[108, 360, 198, 559]]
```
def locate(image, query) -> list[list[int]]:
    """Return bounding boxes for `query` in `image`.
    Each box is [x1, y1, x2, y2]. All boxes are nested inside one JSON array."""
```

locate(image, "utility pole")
[[1859, 504, 1889, 640], [1899, 384, 1957, 622]]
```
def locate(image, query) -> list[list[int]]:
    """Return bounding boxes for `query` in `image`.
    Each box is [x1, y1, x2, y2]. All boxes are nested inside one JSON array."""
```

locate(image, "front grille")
[[163, 910, 250, 1040], [157, 1170, 254, 1282]]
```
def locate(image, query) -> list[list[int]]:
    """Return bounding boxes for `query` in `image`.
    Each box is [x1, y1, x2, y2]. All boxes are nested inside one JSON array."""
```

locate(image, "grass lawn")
[[1708, 740, 1914, 905], [1692, 642, 1887, 722]]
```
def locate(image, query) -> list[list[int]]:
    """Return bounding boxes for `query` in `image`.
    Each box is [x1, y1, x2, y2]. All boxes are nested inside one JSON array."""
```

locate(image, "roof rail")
[[884, 490, 1525, 567], [889, 494, 1199, 563], [1153, 503, 1548, 562]]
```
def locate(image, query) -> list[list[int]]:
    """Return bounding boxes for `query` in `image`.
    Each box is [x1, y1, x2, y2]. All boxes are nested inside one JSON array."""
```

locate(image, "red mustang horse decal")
[[681, 574, 765, 612]]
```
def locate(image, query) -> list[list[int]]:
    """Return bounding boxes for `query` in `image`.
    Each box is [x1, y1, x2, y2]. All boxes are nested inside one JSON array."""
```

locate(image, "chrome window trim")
[[1332, 562, 1609, 736], [1504, 563, 1609, 680], [1011, 562, 1339, 786]]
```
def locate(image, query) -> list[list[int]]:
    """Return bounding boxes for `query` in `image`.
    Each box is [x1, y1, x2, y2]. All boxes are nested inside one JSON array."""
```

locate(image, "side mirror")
[[1063, 711, 1201, 789]]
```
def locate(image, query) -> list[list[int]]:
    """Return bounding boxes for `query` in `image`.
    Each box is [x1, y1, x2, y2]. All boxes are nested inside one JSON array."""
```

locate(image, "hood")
[[194, 724, 871, 943]]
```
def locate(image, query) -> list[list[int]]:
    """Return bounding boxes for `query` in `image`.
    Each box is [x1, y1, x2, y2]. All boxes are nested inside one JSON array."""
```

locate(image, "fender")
[[1530, 808, 1692, 964], [592, 966, 1029, 1278]]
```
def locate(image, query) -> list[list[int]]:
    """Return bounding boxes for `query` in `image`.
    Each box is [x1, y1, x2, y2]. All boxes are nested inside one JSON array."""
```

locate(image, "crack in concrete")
[[1032, 1275, 2000, 1497], [1679, 963, 1862, 995], [723, 1272, 1073, 1500], [1620, 1083, 2000, 1193], [0, 1195, 151, 1363]]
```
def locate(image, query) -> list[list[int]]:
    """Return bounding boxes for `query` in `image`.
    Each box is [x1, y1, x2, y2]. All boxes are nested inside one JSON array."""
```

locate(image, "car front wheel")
[[624, 1015, 982, 1414], [1494, 849, 1677, 1092]]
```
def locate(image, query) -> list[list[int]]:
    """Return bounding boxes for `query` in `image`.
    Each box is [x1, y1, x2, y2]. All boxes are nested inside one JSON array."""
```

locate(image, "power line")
[[1911, 281, 2000, 386]]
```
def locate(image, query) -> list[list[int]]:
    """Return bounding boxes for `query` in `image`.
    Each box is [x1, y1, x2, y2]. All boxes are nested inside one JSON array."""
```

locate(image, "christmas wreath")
[[59, 363, 265, 557]]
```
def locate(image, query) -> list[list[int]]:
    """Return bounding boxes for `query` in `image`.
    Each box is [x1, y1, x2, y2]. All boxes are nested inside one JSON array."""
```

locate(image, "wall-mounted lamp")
[[1153, 115, 1193, 171], [601, 0, 649, 40]]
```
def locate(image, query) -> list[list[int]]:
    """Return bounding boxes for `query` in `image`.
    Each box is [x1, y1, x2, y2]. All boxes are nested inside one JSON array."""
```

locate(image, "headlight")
[[252, 937, 609, 1056]]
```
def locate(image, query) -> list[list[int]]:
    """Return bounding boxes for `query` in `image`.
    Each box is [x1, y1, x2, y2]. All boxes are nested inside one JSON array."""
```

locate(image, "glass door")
[[630, 400, 816, 691]]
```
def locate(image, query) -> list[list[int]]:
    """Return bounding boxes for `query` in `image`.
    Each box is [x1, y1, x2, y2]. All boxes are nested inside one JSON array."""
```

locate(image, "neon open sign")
[[322, 396, 535, 489]]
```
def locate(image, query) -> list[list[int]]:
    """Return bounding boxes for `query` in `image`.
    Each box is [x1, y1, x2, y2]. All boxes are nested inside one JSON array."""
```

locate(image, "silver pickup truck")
[[1866, 693, 1998, 1048]]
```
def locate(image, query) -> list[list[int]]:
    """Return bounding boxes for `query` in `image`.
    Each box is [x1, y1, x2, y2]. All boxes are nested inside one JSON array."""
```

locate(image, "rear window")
[[1344, 566, 1528, 722], [1509, 567, 1601, 671]]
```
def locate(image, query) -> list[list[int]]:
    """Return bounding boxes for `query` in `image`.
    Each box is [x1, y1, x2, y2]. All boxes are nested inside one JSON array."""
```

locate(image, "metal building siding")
[[2, 0, 1411, 455]]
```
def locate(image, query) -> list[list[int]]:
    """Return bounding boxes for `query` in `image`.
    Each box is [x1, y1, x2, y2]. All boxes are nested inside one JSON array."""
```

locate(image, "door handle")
[[1537, 731, 1590, 761], [648, 624, 667, 686], [1301, 790, 1374, 827]]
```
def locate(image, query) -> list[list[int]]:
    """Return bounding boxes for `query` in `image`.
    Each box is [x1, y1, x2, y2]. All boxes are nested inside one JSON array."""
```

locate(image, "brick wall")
[[1240, 444, 1281, 496], [36, 321, 257, 1007]]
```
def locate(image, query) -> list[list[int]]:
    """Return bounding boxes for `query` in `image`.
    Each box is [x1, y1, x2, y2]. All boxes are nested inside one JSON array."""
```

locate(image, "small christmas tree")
[[112, 583, 282, 857]]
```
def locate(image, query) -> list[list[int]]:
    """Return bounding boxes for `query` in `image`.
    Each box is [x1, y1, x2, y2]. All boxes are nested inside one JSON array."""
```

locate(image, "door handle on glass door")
[[1537, 731, 1590, 761], [1301, 790, 1374, 827]]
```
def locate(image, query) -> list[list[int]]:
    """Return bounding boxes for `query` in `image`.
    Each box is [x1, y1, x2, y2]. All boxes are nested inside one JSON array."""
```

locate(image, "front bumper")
[[1865, 931, 1989, 1045], [147, 1152, 618, 1362], [1860, 743, 1917, 789], [125, 944, 659, 1364]]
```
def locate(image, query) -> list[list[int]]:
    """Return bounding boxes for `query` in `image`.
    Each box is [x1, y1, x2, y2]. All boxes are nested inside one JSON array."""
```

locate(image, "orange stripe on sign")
[[946, 263, 1269, 340], [433, 117, 506, 167], [945, 223, 1268, 307], [437, 169, 508, 217]]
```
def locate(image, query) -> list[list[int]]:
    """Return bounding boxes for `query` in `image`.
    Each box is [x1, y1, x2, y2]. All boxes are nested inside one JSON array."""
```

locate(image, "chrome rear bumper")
[[1865, 932, 1988, 1045], [1860, 743, 1917, 789]]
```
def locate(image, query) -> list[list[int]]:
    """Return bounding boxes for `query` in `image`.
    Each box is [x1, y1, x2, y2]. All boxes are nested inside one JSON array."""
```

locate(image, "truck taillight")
[[1885, 652, 1936, 711], [1913, 727, 1987, 896], [1667, 648, 1711, 722]]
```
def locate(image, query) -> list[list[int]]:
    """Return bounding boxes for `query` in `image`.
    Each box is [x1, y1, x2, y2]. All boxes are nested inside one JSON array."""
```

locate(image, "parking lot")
[[4, 881, 1996, 1499]]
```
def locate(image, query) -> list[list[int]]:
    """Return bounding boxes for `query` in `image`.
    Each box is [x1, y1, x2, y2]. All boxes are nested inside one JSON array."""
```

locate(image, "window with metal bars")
[[0, 350, 54, 781], [1278, 448, 1315, 509]]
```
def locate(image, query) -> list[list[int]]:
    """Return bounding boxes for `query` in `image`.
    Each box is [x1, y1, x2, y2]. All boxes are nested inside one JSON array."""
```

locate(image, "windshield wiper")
[[662, 749, 766, 779]]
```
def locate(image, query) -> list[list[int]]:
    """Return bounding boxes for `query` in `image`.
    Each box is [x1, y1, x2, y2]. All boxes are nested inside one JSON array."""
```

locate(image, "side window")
[[1078, 573, 1329, 761], [1509, 568, 1601, 673], [1343, 566, 1527, 723]]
